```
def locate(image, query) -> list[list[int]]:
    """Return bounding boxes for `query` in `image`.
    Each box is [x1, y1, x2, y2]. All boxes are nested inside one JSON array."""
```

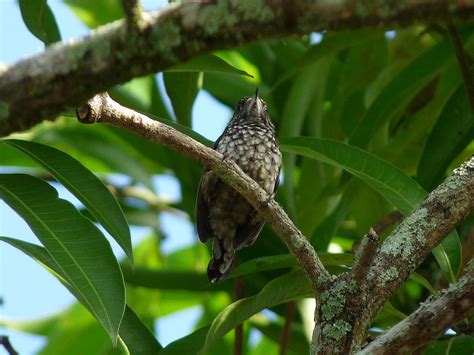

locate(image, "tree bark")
[[2, 0, 474, 136]]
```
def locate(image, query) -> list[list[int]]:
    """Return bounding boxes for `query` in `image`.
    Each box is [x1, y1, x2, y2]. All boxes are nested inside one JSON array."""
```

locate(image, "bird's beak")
[[248, 88, 263, 115]]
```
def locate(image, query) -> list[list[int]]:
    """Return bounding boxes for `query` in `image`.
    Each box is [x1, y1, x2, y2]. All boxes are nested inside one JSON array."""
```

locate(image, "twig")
[[352, 228, 379, 285], [447, 24, 474, 114], [76, 93, 331, 293], [121, 0, 145, 32], [359, 260, 474, 354], [279, 301, 296, 355], [0, 336, 18, 355], [372, 211, 402, 235]]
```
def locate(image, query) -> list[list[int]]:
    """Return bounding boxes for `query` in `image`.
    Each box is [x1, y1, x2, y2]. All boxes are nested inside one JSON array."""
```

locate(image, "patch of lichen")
[[322, 319, 352, 341], [380, 207, 429, 261], [320, 278, 356, 321], [378, 266, 398, 284]]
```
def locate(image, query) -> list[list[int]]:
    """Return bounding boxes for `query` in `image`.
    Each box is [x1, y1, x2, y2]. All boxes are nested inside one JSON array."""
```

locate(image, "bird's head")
[[231, 89, 274, 130]]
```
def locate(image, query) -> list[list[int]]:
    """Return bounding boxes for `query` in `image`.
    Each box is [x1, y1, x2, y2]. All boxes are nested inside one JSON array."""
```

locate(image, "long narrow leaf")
[[201, 271, 311, 353], [0, 237, 161, 353], [166, 54, 253, 77], [349, 40, 452, 148], [0, 175, 125, 342], [4, 139, 133, 265], [417, 85, 474, 190], [281, 138, 461, 281]]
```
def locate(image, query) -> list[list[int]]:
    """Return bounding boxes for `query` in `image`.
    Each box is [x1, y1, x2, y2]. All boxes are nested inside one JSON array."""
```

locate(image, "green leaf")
[[119, 307, 163, 354], [425, 336, 474, 355], [0, 175, 125, 342], [146, 112, 212, 147], [231, 253, 353, 278], [34, 124, 154, 189], [279, 62, 323, 216], [0, 237, 161, 353], [408, 272, 436, 295], [159, 326, 210, 355], [201, 271, 312, 353], [274, 29, 381, 88], [281, 137, 461, 281], [282, 138, 426, 214], [166, 54, 254, 77], [122, 267, 230, 292], [203, 72, 257, 108], [64, 0, 123, 28], [349, 39, 453, 148], [417, 84, 474, 190], [250, 316, 309, 355], [110, 75, 172, 120], [19, 0, 61, 45], [310, 183, 358, 248], [4, 139, 133, 265], [164, 72, 201, 127]]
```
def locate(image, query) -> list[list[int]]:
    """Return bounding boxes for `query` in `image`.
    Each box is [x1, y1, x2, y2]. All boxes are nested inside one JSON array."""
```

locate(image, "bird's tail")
[[207, 237, 235, 283]]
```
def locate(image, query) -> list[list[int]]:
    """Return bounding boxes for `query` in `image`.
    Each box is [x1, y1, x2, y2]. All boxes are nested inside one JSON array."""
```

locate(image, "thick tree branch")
[[361, 156, 474, 325], [76, 93, 331, 292], [2, 0, 474, 136], [312, 156, 474, 354], [359, 260, 474, 354]]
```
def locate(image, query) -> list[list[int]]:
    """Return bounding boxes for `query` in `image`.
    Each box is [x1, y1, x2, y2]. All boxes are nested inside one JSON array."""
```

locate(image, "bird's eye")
[[237, 99, 246, 110]]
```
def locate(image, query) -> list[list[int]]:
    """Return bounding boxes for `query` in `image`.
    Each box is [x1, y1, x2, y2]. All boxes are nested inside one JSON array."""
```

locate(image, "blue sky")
[[0, 1, 233, 353]]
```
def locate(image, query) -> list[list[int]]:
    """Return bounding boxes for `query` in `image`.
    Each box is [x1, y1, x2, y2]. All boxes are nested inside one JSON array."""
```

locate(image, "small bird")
[[195, 90, 282, 282]]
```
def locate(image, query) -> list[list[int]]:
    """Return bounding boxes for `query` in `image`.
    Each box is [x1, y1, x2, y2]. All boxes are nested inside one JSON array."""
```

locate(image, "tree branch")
[[2, 0, 474, 136], [352, 228, 379, 286], [0, 336, 18, 355], [359, 260, 474, 354], [341, 155, 474, 352], [121, 0, 145, 31], [76, 92, 331, 292], [361, 156, 474, 325], [312, 155, 474, 353]]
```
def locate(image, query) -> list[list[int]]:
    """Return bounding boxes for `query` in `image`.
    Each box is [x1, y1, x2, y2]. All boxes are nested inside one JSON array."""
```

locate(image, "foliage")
[[1, 1, 474, 354]]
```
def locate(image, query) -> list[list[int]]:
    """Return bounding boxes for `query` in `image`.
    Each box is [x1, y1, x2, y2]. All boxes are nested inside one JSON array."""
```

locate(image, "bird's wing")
[[234, 209, 265, 250], [195, 170, 217, 243], [195, 133, 227, 243]]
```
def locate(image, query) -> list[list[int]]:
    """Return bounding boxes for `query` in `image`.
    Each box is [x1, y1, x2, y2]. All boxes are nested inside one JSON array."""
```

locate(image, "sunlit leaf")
[[64, 0, 123, 28], [167, 54, 254, 78], [164, 72, 201, 127]]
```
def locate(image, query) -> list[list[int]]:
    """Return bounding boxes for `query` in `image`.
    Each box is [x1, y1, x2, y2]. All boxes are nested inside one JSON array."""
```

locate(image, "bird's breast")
[[216, 125, 281, 194]]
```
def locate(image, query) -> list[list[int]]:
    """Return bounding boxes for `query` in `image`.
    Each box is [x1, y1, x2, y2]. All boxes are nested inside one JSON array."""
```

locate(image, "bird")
[[195, 90, 282, 282]]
